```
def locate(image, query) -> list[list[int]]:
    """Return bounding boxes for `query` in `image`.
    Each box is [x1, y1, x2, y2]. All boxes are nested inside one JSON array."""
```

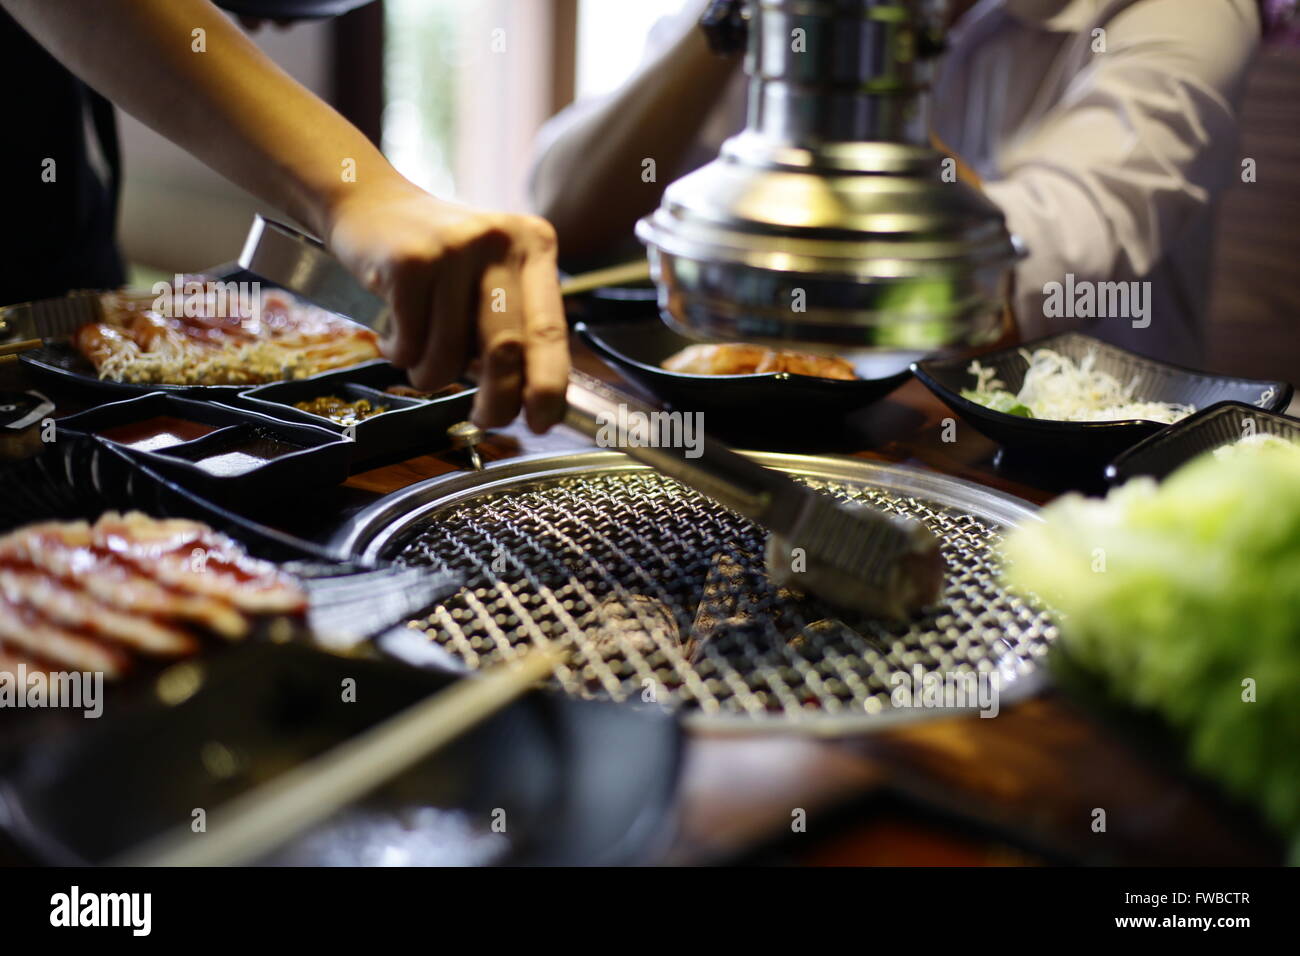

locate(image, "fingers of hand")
[[409, 252, 476, 391], [518, 224, 569, 433], [378, 256, 435, 369], [471, 259, 527, 429]]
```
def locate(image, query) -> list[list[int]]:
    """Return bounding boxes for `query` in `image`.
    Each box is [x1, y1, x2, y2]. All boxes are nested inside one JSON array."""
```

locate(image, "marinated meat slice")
[[91, 512, 307, 616], [0, 568, 196, 657], [0, 521, 248, 639], [0, 647, 49, 681], [0, 598, 127, 677], [0, 513, 307, 684]]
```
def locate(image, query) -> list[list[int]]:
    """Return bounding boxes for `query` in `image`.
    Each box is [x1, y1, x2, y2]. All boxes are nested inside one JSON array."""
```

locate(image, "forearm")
[[1, 0, 402, 238], [530, 17, 738, 263]]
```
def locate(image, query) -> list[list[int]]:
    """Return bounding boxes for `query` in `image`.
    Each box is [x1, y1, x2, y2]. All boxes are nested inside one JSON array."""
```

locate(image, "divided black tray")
[[1106, 400, 1300, 484], [56, 391, 352, 507], [234, 362, 476, 469]]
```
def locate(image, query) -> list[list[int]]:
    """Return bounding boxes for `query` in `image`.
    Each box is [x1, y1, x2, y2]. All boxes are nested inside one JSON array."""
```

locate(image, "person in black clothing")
[[1, 8, 126, 304], [0, 0, 569, 435]]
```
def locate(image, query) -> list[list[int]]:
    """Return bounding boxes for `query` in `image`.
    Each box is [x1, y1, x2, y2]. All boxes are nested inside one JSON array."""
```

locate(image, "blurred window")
[[575, 0, 682, 99]]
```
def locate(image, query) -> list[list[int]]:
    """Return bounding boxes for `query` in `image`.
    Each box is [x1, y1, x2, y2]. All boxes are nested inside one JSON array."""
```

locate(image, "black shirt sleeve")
[[0, 8, 126, 306]]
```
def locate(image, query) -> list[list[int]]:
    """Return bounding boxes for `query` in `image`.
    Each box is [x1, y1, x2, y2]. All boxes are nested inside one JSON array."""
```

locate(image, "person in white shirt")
[[531, 0, 1271, 366]]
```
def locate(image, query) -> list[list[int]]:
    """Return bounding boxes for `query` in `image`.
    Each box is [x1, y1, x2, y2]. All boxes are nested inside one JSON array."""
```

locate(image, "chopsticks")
[[0, 338, 41, 367], [560, 259, 652, 297], [114, 648, 559, 867]]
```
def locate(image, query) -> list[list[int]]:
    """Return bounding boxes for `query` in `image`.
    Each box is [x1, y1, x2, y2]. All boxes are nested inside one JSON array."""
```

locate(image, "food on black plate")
[[962, 348, 1194, 422], [385, 383, 467, 400], [98, 415, 217, 452], [73, 279, 380, 386], [661, 343, 859, 380], [171, 435, 305, 477], [0, 512, 306, 679], [1002, 446, 1300, 857], [194, 449, 283, 477], [294, 395, 389, 426]]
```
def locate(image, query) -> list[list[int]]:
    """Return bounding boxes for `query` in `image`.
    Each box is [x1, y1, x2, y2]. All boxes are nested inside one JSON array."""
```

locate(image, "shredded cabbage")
[[1002, 447, 1300, 859], [962, 348, 1195, 423], [1212, 432, 1300, 460]]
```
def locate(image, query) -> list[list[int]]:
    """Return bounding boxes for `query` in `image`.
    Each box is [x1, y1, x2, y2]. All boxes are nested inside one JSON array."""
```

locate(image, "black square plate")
[[234, 362, 476, 469], [56, 392, 352, 508], [1105, 400, 1300, 485], [912, 331, 1292, 469]]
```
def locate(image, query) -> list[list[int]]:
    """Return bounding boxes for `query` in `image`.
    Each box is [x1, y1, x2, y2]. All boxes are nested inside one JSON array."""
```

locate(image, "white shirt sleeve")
[[982, 0, 1260, 337]]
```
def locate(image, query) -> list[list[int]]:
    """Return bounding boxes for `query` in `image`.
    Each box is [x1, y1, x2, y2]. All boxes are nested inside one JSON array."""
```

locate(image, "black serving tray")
[[0, 641, 681, 867], [577, 319, 912, 428], [234, 361, 476, 469], [912, 331, 1292, 473], [19, 347, 382, 403], [0, 431, 465, 673], [56, 392, 352, 508], [1105, 400, 1300, 485], [0, 432, 337, 562], [16, 265, 382, 401]]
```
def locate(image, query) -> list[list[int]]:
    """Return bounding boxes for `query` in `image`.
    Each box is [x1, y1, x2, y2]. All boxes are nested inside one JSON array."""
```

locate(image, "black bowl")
[[576, 319, 912, 424], [1105, 401, 1300, 485], [912, 331, 1292, 470], [561, 271, 659, 323], [0, 642, 681, 866]]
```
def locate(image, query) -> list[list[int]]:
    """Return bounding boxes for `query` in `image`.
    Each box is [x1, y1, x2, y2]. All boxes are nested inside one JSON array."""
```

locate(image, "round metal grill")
[[334, 452, 1057, 733]]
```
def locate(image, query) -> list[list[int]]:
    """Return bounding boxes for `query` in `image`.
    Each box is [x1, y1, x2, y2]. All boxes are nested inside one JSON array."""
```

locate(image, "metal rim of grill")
[[331, 451, 1058, 735]]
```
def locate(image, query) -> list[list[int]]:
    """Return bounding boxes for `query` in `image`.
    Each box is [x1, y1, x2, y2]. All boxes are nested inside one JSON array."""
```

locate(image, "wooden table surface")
[[2, 338, 1283, 866]]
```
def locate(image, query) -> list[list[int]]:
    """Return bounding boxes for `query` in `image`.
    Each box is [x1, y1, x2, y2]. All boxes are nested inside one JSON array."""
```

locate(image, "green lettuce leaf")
[[1001, 447, 1300, 859]]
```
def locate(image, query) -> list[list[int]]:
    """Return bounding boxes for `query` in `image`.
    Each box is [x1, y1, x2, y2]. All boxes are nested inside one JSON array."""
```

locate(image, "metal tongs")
[[238, 217, 942, 619]]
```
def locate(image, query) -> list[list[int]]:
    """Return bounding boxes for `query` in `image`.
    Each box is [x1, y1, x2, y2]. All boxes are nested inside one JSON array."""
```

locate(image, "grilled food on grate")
[[564, 368, 940, 619], [391, 465, 1056, 725], [767, 498, 945, 621]]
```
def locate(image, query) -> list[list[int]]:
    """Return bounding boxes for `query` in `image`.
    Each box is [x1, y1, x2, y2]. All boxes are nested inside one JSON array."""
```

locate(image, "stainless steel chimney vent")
[[636, 0, 1021, 361]]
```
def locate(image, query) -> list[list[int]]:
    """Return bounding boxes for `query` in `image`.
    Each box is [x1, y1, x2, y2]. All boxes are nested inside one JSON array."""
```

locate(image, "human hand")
[[325, 181, 570, 433]]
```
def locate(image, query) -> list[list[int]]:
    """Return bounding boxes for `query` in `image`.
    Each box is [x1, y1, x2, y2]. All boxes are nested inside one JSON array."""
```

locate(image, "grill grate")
[[388, 461, 1057, 731]]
